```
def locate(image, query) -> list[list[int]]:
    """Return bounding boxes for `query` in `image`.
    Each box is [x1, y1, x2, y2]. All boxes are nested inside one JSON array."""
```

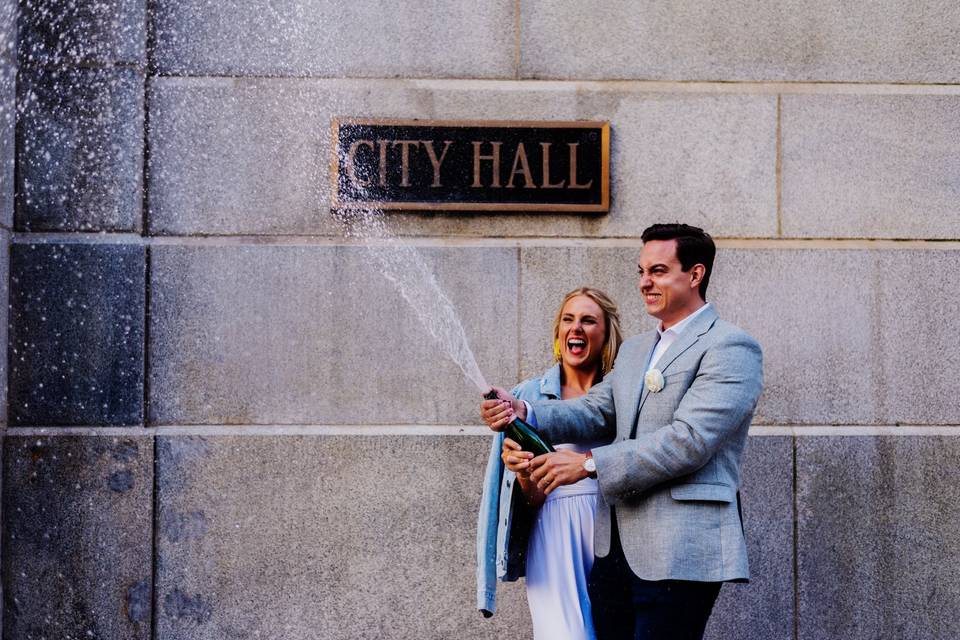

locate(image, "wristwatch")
[[583, 450, 597, 479]]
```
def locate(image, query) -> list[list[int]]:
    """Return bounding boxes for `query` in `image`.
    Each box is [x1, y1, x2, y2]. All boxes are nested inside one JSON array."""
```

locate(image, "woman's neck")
[[560, 363, 601, 400]]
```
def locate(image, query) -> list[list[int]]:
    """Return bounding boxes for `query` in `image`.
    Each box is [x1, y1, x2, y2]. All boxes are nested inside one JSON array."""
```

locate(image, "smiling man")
[[482, 223, 764, 640]]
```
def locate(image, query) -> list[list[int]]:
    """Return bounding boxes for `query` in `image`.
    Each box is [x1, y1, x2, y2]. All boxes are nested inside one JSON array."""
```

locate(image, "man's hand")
[[529, 450, 590, 494], [480, 387, 527, 431]]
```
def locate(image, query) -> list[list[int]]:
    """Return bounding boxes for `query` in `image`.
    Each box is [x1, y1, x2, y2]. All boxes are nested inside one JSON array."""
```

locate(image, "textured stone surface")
[[149, 244, 517, 425], [705, 436, 794, 640], [0, 229, 8, 424], [783, 94, 960, 239], [0, 0, 15, 62], [152, 0, 513, 78], [797, 436, 960, 639], [520, 246, 960, 425], [149, 77, 776, 238], [2, 435, 153, 639], [18, 0, 145, 67], [17, 67, 144, 231], [155, 434, 529, 639], [0, 60, 12, 229], [521, 1, 960, 82], [8, 242, 145, 426]]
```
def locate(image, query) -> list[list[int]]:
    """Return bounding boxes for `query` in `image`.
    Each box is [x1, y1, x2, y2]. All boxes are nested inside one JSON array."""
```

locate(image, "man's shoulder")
[[707, 318, 761, 351]]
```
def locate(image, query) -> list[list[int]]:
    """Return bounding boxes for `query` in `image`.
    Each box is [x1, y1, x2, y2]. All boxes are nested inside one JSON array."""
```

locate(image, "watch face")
[[584, 458, 596, 473]]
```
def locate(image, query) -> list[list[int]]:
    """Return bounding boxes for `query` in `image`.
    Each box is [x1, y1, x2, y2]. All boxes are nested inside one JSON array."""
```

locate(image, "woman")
[[477, 287, 623, 640]]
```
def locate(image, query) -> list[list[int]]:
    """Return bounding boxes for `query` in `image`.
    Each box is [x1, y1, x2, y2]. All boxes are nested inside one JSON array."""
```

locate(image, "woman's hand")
[[501, 437, 534, 476], [480, 387, 526, 431]]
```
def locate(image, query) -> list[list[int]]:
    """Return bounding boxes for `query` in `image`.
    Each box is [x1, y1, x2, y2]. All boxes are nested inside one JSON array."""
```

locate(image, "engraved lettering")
[[506, 142, 536, 189], [568, 143, 593, 189], [540, 142, 565, 189], [346, 139, 374, 187], [378, 139, 389, 186], [392, 140, 420, 187], [472, 141, 502, 188], [421, 140, 454, 188]]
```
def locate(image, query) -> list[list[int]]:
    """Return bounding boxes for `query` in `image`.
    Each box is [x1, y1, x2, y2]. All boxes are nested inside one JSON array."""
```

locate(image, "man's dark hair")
[[641, 223, 716, 300]]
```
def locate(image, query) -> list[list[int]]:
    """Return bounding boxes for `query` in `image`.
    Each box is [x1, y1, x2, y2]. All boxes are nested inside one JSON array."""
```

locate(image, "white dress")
[[524, 443, 599, 640]]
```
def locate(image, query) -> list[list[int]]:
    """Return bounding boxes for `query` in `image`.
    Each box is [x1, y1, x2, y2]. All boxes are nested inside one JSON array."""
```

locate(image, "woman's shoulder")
[[512, 364, 562, 402]]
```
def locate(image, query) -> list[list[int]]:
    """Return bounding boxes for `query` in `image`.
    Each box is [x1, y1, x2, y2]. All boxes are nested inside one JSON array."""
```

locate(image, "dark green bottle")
[[484, 390, 555, 456]]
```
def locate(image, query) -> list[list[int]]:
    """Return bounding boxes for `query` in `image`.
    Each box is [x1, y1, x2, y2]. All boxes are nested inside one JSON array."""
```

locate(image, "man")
[[482, 223, 763, 640]]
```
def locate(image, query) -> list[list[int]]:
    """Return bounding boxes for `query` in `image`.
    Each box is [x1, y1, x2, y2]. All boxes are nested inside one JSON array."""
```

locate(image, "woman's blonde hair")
[[552, 287, 623, 375]]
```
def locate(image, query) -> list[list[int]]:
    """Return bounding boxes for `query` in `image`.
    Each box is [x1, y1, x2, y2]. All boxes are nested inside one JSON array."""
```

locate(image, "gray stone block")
[[17, 0, 145, 67], [782, 94, 960, 239], [0, 229, 8, 424], [705, 436, 794, 640], [155, 434, 529, 639], [0, 0, 14, 63], [151, 0, 514, 78], [520, 0, 960, 82], [17, 67, 144, 232], [797, 436, 960, 639], [148, 244, 517, 425], [9, 242, 146, 426], [149, 77, 776, 239], [520, 245, 960, 425], [0, 61, 12, 229], [2, 435, 153, 639]]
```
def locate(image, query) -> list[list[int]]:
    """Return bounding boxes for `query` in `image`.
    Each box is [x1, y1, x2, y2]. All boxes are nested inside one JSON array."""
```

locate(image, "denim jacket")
[[476, 364, 562, 617]]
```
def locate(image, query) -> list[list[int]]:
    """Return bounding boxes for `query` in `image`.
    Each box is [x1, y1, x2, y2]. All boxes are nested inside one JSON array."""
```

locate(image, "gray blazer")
[[531, 306, 763, 582]]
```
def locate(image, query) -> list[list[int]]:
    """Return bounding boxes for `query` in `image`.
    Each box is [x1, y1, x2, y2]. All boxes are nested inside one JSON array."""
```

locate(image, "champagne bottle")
[[484, 390, 555, 456]]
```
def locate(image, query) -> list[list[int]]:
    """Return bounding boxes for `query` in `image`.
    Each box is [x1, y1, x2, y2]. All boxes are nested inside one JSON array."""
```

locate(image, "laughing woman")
[[477, 287, 623, 640]]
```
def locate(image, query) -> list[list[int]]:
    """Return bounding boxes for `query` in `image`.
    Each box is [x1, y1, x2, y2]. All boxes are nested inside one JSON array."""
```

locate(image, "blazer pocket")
[[670, 483, 736, 503]]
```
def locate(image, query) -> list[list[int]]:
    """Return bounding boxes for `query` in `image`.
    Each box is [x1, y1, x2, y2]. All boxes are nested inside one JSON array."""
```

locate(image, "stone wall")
[[4, 2, 960, 639]]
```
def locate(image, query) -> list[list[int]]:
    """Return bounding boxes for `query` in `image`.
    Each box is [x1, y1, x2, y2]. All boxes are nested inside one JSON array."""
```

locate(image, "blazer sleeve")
[[592, 332, 763, 502], [529, 374, 618, 444]]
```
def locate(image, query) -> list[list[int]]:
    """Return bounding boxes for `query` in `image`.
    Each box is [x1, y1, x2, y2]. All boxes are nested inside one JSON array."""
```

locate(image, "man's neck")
[[659, 301, 708, 332]]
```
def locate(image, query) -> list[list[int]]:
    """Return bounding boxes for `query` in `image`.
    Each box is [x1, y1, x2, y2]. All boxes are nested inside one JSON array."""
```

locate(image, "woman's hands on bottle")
[[501, 437, 534, 476], [480, 387, 527, 430]]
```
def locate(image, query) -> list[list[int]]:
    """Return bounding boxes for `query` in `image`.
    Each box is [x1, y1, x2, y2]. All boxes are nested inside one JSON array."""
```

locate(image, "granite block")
[[520, 0, 960, 82], [0, 60, 12, 229], [148, 77, 776, 239], [782, 94, 960, 239], [17, 0, 145, 67], [0, 0, 15, 62], [705, 436, 794, 640], [8, 242, 146, 426], [520, 245, 960, 425], [2, 435, 153, 639], [17, 67, 144, 232], [155, 434, 529, 639], [0, 229, 8, 424], [797, 436, 960, 639], [151, 0, 514, 78], [148, 244, 517, 425]]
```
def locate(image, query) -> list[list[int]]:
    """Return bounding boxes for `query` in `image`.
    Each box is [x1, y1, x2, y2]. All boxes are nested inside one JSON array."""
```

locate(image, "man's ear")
[[689, 264, 705, 288]]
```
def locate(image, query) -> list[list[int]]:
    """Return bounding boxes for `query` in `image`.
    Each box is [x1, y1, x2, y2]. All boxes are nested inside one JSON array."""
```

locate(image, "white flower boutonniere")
[[644, 369, 665, 393]]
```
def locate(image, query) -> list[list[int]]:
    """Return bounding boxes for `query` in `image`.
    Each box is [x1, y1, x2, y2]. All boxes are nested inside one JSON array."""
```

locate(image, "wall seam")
[[776, 94, 783, 237]]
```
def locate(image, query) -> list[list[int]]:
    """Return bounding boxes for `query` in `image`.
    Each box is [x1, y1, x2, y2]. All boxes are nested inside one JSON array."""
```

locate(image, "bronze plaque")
[[331, 118, 610, 212]]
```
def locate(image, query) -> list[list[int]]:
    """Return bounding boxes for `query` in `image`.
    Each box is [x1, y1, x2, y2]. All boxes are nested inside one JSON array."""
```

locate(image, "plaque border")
[[330, 118, 610, 212]]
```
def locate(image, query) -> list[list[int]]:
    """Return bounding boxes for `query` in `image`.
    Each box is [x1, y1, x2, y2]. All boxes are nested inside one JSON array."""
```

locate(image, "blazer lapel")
[[629, 306, 719, 439], [623, 331, 659, 440]]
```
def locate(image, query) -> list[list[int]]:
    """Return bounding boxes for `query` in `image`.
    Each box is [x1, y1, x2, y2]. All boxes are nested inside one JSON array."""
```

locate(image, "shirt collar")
[[657, 303, 712, 338], [539, 363, 563, 399]]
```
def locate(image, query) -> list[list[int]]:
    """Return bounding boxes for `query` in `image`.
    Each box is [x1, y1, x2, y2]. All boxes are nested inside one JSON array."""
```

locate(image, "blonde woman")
[[477, 287, 623, 640]]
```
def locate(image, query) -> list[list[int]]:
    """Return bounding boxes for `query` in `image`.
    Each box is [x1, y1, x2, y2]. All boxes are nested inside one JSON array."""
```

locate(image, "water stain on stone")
[[108, 469, 135, 492], [111, 440, 139, 463], [161, 510, 208, 543], [163, 588, 212, 625], [126, 578, 151, 623]]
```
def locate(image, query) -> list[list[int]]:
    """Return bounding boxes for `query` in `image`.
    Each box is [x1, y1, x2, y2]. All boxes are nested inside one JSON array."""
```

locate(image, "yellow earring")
[[554, 339, 562, 362]]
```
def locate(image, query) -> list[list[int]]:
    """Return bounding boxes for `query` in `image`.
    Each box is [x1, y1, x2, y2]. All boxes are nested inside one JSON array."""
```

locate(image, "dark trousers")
[[588, 516, 722, 640]]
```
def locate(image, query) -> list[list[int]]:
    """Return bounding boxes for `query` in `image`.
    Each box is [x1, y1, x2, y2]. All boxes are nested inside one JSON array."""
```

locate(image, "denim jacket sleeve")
[[476, 431, 505, 616]]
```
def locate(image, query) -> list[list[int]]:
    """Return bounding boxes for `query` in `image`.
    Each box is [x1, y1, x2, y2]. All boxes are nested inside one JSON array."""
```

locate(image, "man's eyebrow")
[[638, 263, 669, 270]]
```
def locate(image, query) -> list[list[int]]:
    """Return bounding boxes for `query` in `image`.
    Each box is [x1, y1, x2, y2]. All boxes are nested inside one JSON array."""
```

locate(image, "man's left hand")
[[529, 450, 590, 494]]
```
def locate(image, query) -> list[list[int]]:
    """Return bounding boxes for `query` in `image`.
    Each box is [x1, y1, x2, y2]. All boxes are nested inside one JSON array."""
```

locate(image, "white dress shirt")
[[647, 303, 713, 372]]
